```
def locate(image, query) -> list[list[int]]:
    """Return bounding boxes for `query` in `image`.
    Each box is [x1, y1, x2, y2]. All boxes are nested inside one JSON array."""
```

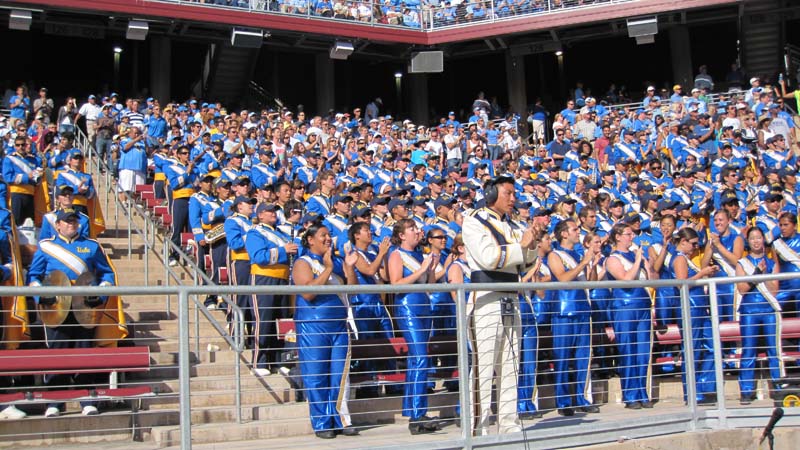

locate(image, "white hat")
[[647, 86, 655, 91], [750, 77, 760, 85]]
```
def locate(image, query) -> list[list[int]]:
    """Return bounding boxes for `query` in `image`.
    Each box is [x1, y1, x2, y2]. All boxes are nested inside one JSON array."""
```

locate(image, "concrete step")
[[0, 408, 177, 448]]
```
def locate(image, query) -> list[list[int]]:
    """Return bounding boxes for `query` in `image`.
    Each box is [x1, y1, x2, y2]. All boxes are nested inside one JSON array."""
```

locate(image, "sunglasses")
[[428, 235, 446, 240]]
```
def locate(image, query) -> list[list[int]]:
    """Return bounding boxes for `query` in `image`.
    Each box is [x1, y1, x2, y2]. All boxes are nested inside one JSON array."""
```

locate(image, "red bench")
[[0, 347, 153, 405], [646, 317, 800, 366]]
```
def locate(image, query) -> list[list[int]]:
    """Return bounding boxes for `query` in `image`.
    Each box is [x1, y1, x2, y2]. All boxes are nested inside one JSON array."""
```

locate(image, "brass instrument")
[[205, 223, 226, 244], [37, 270, 72, 328]]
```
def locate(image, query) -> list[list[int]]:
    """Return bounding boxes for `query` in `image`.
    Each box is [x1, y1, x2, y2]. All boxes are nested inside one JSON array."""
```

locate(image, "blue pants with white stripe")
[[298, 319, 349, 432], [552, 314, 593, 408]]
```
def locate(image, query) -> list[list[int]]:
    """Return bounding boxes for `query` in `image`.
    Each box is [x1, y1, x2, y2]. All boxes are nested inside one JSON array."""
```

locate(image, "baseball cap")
[[557, 195, 577, 204], [370, 196, 390, 207], [56, 209, 80, 222], [256, 203, 278, 214], [332, 194, 353, 204], [233, 196, 256, 207], [434, 196, 456, 209], [388, 198, 411, 210], [623, 211, 641, 223], [532, 207, 551, 217], [350, 205, 372, 218], [56, 185, 75, 196]]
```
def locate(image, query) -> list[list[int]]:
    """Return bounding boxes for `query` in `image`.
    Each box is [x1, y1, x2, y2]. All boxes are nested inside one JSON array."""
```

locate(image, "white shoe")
[[44, 407, 60, 418], [278, 366, 291, 377], [81, 405, 99, 416], [251, 368, 271, 377], [206, 303, 218, 311], [168, 258, 178, 267], [0, 405, 26, 420]]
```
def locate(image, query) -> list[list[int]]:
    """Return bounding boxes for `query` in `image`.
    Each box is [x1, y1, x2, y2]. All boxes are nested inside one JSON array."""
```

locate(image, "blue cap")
[[780, 167, 796, 178], [56, 185, 75, 196], [557, 195, 577, 204], [370, 196, 390, 206], [676, 203, 692, 212], [231, 176, 250, 186], [388, 198, 411, 210], [657, 200, 679, 211], [534, 207, 552, 217], [189, 99, 198, 104], [412, 195, 428, 206], [177, 106, 188, 112], [457, 185, 471, 198], [146, 97, 154, 102], [434, 196, 456, 209], [301, 212, 322, 224], [351, 204, 372, 218], [88, 95, 96, 100], [332, 194, 353, 204], [720, 190, 739, 204], [623, 211, 641, 223], [514, 200, 531, 210], [256, 203, 278, 214], [233, 196, 256, 207], [69, 149, 85, 159], [448, 111, 455, 115], [56, 209, 80, 222], [110, 92, 119, 98]]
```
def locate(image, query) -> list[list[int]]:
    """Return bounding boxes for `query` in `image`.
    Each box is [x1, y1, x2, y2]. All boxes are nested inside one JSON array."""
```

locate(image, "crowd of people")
[[1, 72, 799, 440], [178, 0, 614, 29]]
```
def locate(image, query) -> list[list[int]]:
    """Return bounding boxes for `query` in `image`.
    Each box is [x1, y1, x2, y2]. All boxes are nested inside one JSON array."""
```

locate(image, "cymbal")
[[37, 270, 71, 328], [72, 271, 100, 329]]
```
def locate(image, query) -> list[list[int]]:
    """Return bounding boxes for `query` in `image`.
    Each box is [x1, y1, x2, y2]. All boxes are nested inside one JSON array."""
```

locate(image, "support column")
[[505, 51, 527, 116], [407, 73, 429, 126], [669, 25, 693, 89], [315, 53, 335, 114], [149, 36, 171, 104]]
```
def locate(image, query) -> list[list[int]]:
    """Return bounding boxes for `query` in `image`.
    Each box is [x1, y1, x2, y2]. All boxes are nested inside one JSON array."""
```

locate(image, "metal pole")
[[144, 210, 149, 286], [707, 280, 728, 428], [235, 308, 243, 423], [455, 287, 472, 448], [127, 197, 132, 259], [194, 269, 200, 356], [679, 283, 698, 431], [178, 289, 192, 450]]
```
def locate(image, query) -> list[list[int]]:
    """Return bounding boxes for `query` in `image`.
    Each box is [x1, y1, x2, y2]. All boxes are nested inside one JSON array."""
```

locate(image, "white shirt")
[[78, 102, 102, 121]]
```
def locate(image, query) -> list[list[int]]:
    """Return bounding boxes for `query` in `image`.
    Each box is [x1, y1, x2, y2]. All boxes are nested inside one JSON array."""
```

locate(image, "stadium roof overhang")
[[0, 0, 778, 61]]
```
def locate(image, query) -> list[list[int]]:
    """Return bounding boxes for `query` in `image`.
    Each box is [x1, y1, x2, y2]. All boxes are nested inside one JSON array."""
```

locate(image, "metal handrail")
[[148, 0, 643, 33], [72, 125, 248, 422], [2, 269, 799, 450]]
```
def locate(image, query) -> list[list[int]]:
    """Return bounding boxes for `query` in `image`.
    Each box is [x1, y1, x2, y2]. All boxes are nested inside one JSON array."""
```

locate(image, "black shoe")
[[409, 416, 439, 435], [640, 401, 654, 409], [338, 426, 360, 436], [315, 430, 336, 439], [625, 402, 642, 410], [557, 408, 575, 416], [580, 405, 600, 413], [519, 411, 543, 420], [697, 396, 716, 405], [740, 393, 756, 405]]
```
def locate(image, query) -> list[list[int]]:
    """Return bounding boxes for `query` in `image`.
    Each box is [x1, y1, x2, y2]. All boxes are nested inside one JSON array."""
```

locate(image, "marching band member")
[[671, 227, 719, 404], [605, 223, 654, 409], [735, 227, 784, 404], [462, 176, 540, 435], [548, 219, 601, 415], [27, 210, 118, 418], [387, 219, 440, 435], [3, 134, 43, 225], [773, 212, 800, 317], [246, 203, 297, 376], [224, 196, 256, 335], [292, 222, 360, 439], [40, 186, 90, 240]]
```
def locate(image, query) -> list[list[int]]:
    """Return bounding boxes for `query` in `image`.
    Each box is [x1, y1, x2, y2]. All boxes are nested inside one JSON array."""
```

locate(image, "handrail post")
[[707, 280, 728, 428], [178, 289, 192, 450], [235, 307, 243, 423], [144, 211, 149, 286], [455, 287, 472, 448], [679, 283, 698, 431], [127, 197, 132, 259], [194, 269, 200, 356]]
